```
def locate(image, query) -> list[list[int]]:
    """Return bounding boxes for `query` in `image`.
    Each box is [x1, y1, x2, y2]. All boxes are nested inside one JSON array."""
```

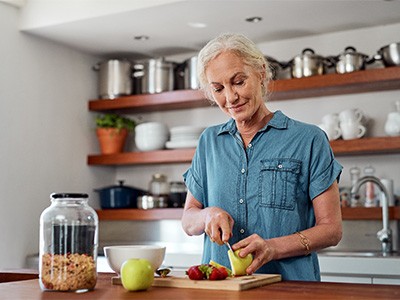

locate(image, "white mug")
[[339, 108, 364, 123], [340, 121, 366, 140], [322, 113, 340, 126], [318, 123, 341, 141]]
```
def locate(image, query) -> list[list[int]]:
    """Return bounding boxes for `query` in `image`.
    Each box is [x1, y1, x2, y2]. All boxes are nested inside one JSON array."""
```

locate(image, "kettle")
[[384, 100, 400, 136]]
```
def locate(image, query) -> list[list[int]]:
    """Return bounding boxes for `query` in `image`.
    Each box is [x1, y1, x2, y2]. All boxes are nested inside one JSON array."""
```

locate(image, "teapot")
[[384, 100, 400, 136]]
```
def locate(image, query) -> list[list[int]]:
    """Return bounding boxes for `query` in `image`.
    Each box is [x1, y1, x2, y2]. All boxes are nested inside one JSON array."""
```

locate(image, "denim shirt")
[[183, 110, 342, 281]]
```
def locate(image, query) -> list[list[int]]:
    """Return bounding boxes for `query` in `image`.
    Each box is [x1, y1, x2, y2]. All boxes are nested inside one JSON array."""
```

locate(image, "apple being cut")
[[227, 249, 253, 276], [120, 258, 154, 291]]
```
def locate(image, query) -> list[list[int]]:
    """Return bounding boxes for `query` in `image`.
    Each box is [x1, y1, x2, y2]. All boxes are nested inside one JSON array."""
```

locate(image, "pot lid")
[[339, 46, 368, 57], [95, 180, 137, 192]]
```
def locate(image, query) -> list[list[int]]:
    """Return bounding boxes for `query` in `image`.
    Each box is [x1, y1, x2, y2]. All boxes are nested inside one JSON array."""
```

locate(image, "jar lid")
[[50, 193, 88, 199]]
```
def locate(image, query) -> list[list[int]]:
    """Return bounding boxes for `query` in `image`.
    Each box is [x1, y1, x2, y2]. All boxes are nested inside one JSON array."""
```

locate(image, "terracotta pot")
[[96, 128, 128, 154]]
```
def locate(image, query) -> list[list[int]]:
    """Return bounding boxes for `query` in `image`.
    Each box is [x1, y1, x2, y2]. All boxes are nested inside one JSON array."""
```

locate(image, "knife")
[[225, 241, 234, 253]]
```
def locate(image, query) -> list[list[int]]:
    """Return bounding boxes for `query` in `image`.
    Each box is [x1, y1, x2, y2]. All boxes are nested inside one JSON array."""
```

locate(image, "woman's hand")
[[182, 191, 234, 244], [203, 207, 234, 245], [232, 234, 275, 275]]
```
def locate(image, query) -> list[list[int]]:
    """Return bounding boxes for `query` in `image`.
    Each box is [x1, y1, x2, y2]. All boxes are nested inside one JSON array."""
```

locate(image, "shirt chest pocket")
[[258, 158, 301, 210]]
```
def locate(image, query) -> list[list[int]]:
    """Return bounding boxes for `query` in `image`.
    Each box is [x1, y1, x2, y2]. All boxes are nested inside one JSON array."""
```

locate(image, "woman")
[[181, 33, 342, 281]]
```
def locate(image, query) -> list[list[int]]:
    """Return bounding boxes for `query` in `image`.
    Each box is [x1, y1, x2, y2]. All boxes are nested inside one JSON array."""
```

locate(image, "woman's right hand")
[[203, 206, 234, 245], [181, 191, 234, 244]]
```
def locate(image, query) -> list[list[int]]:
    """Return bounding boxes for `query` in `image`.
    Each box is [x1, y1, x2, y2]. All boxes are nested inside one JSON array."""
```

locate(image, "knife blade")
[[225, 241, 233, 253]]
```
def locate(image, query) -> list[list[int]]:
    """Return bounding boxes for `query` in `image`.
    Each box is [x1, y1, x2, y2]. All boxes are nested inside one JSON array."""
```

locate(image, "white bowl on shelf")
[[135, 122, 169, 151]]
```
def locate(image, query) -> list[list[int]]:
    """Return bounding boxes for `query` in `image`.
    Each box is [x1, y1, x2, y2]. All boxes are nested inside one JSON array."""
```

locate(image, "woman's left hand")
[[232, 234, 275, 275]]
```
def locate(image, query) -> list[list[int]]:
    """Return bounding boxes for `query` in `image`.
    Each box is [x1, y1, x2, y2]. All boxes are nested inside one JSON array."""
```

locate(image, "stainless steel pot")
[[133, 58, 176, 94], [183, 56, 199, 89], [137, 195, 169, 209], [289, 48, 327, 78], [377, 42, 400, 66], [265, 56, 290, 80], [335, 46, 370, 74], [93, 59, 133, 99]]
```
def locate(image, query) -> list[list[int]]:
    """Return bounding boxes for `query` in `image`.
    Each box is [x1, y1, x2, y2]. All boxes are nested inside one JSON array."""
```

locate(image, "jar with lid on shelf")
[[149, 174, 170, 196], [39, 193, 98, 292], [169, 181, 187, 208]]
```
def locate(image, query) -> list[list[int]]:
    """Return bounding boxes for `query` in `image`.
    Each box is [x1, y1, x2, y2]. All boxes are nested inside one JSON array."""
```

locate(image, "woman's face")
[[205, 51, 265, 123]]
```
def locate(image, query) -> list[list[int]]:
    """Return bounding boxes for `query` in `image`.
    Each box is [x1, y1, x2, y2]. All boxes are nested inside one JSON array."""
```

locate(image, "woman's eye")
[[234, 80, 244, 86], [213, 87, 223, 93]]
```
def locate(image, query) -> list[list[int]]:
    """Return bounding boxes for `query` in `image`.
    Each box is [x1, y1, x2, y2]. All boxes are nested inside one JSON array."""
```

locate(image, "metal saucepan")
[[288, 48, 330, 78], [93, 59, 134, 99], [375, 42, 400, 66], [133, 57, 176, 94], [137, 195, 169, 209], [334, 46, 371, 74], [265, 56, 290, 80]]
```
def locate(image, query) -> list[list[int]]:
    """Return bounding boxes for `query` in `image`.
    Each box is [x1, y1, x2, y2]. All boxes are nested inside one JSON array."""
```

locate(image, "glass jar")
[[149, 174, 169, 196], [39, 193, 98, 292], [169, 181, 187, 208]]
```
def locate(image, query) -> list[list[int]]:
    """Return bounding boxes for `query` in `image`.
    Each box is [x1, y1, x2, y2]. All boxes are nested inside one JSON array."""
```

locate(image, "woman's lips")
[[226, 102, 246, 111]]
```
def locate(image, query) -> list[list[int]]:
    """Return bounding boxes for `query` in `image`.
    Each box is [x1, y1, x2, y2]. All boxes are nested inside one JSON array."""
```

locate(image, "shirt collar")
[[217, 110, 288, 136]]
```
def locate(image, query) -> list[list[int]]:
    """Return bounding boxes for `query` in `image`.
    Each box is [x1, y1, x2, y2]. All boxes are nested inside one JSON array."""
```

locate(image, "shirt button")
[[248, 143, 252, 148], [240, 229, 245, 234], [278, 164, 283, 169], [241, 168, 246, 174], [239, 199, 244, 204]]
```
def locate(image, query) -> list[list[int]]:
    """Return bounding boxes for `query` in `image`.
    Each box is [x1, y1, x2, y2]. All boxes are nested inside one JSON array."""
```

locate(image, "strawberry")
[[207, 266, 229, 280], [186, 264, 209, 280], [216, 266, 229, 279]]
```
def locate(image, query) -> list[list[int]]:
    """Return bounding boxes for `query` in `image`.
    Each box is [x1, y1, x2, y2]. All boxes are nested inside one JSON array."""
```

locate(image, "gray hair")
[[197, 33, 272, 101]]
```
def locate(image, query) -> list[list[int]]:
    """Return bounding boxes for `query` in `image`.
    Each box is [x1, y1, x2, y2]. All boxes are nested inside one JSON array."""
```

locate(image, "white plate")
[[165, 139, 198, 149], [170, 126, 205, 136]]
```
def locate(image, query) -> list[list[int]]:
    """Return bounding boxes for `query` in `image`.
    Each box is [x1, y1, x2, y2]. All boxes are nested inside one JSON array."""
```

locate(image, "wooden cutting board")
[[112, 274, 281, 291]]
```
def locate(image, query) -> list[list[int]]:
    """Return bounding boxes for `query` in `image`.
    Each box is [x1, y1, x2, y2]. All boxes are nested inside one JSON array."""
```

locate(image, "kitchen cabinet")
[[319, 255, 400, 286], [88, 66, 400, 221]]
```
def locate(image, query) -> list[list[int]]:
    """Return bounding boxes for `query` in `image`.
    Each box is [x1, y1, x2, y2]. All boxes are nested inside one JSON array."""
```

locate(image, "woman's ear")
[[260, 64, 267, 82]]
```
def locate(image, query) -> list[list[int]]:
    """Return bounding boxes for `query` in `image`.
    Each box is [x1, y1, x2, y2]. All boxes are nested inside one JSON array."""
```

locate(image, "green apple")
[[120, 258, 154, 291], [227, 249, 253, 276]]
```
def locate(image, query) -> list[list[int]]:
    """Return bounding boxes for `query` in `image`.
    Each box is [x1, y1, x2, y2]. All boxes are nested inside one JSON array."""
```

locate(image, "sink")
[[318, 250, 400, 258]]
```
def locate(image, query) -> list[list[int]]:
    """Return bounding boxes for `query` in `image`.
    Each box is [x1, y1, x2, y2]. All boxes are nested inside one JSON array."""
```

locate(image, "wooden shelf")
[[96, 208, 183, 221], [87, 136, 400, 166], [330, 136, 400, 156], [96, 207, 400, 221], [270, 66, 400, 101], [341, 207, 400, 220], [88, 67, 400, 113], [88, 148, 195, 165]]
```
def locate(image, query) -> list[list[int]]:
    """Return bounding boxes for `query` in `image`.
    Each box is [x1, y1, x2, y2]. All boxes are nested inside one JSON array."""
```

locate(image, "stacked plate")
[[166, 126, 205, 149]]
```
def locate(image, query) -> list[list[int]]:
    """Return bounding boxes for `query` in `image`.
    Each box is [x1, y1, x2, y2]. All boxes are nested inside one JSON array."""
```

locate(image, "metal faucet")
[[351, 175, 393, 255]]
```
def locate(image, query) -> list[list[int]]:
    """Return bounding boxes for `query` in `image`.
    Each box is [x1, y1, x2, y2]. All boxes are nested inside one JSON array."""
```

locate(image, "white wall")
[[0, 4, 114, 269]]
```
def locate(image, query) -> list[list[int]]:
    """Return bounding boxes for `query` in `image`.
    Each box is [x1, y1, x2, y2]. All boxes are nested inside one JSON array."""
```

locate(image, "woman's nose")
[[225, 87, 238, 103]]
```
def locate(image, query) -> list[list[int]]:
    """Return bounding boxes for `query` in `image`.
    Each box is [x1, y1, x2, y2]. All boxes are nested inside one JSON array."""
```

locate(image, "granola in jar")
[[40, 253, 97, 291]]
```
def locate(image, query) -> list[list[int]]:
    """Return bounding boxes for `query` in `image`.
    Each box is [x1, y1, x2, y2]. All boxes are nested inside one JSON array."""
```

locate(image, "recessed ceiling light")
[[245, 16, 262, 23], [133, 35, 149, 41], [187, 22, 207, 28]]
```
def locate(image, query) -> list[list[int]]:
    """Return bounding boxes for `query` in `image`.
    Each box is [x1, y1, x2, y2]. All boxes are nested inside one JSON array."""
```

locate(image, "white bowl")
[[135, 134, 168, 151], [135, 122, 169, 151], [103, 245, 166, 274], [135, 122, 169, 135]]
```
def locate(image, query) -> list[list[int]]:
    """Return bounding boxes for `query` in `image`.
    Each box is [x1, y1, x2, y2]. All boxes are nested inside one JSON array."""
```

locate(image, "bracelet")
[[295, 231, 311, 256]]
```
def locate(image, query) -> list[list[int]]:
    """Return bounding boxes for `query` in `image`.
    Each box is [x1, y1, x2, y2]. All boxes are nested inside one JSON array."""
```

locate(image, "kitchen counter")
[[1, 272, 400, 299]]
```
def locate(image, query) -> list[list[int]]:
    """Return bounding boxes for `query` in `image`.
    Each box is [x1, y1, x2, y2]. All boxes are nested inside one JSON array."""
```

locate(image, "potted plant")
[[95, 113, 135, 154]]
